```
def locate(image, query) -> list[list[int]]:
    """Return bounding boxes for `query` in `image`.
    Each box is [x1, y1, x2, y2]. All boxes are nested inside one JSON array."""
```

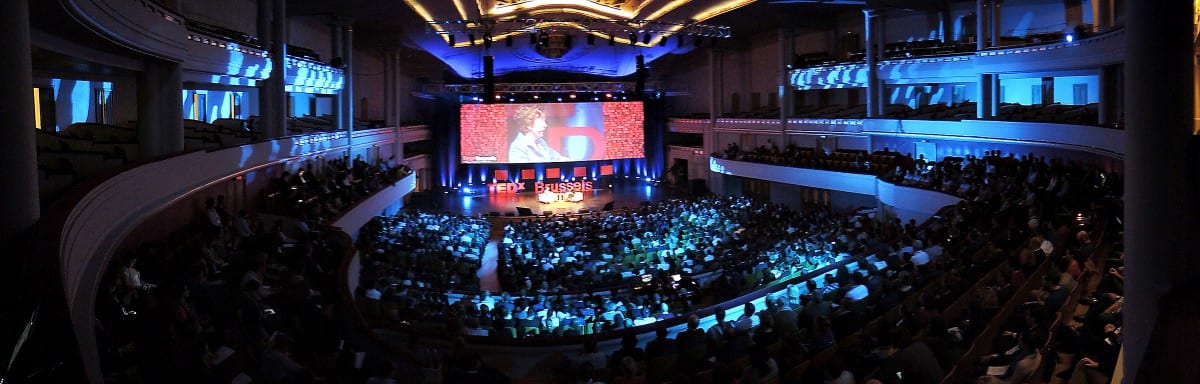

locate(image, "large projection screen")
[[460, 101, 644, 164]]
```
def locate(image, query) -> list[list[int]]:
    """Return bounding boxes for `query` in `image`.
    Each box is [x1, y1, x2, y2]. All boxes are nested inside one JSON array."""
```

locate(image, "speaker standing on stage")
[[508, 105, 567, 163]]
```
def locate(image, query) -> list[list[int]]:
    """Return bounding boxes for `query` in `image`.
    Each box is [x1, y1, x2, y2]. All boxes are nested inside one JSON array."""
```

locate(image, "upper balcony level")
[[789, 28, 1125, 90], [670, 116, 1124, 160], [46, 0, 344, 93]]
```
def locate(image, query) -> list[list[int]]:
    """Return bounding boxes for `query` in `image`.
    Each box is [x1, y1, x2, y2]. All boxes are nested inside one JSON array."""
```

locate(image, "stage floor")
[[406, 181, 684, 217]]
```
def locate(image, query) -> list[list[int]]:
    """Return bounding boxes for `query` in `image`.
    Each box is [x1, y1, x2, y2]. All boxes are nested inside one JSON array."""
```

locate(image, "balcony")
[[788, 28, 1125, 90]]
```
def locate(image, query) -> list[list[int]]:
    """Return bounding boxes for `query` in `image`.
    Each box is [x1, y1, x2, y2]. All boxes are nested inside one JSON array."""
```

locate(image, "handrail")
[[49, 126, 403, 384]]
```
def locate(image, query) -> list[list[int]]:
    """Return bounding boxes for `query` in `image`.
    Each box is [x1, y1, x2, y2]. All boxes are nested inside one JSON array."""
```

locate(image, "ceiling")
[[288, 0, 869, 80]]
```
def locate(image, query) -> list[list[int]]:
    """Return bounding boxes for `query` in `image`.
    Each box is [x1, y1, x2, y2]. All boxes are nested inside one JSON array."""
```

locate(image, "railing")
[[788, 28, 1126, 90], [61, 0, 189, 60], [49, 126, 404, 384], [669, 117, 1126, 158]]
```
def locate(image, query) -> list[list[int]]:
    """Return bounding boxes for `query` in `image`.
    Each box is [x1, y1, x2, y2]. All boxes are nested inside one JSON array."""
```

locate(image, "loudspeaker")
[[635, 55, 646, 97], [516, 207, 533, 216], [483, 55, 495, 103], [603, 201, 615, 211]]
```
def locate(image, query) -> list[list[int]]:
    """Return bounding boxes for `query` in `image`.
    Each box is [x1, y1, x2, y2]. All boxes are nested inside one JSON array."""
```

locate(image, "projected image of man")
[[508, 105, 567, 163]]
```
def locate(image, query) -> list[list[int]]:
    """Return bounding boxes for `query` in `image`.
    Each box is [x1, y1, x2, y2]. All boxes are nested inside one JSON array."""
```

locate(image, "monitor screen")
[[460, 102, 645, 164]]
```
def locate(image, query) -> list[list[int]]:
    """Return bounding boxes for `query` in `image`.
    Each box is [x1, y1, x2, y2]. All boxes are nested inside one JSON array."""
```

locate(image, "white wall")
[[883, 9, 947, 43], [355, 50, 385, 121], [888, 82, 975, 108], [289, 16, 335, 63], [1053, 75, 1099, 105], [999, 0, 1071, 36], [1000, 77, 1043, 105], [722, 37, 783, 114], [180, 0, 259, 38]]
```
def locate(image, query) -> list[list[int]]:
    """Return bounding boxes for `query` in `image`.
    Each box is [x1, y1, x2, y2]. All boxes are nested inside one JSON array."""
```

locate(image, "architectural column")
[[1097, 64, 1120, 126], [0, 0, 38, 249], [383, 49, 402, 164], [975, 0, 987, 50], [779, 28, 795, 142], [1093, 0, 1114, 32], [340, 20, 355, 141], [707, 49, 724, 195], [938, 6, 952, 44], [384, 48, 398, 127], [137, 59, 184, 158], [976, 73, 998, 118], [990, 0, 1001, 47], [1124, 0, 1199, 382], [874, 11, 887, 115], [331, 20, 345, 131], [863, 9, 881, 117], [1064, 0, 1083, 32], [258, 0, 287, 139]]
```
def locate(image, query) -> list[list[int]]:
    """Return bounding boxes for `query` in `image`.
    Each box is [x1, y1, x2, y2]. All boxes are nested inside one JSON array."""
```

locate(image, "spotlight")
[[1065, 34, 1074, 43]]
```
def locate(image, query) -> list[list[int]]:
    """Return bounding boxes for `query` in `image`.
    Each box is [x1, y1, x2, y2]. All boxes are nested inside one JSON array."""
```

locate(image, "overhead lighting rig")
[[428, 17, 733, 40]]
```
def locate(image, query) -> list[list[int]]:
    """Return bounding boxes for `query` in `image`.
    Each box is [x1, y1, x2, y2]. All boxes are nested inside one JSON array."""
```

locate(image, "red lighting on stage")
[[599, 164, 614, 175]]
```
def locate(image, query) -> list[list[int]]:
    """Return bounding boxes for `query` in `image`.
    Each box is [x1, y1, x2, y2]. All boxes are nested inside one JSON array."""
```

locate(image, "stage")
[[406, 180, 684, 217]]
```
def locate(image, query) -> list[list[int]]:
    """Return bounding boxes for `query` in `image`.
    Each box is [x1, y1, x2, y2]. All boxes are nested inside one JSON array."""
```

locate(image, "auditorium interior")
[[1, 0, 1198, 383]]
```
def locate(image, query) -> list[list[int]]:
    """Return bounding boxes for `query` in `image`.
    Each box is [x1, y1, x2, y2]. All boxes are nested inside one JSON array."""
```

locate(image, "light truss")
[[428, 18, 732, 38], [422, 81, 663, 94]]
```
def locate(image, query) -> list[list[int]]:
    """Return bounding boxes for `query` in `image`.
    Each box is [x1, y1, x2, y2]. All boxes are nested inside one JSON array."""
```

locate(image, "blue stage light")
[[1065, 34, 1074, 43]]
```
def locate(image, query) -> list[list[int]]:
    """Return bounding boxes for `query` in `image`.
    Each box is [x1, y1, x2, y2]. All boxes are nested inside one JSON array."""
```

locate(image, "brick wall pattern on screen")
[[460, 105, 510, 163], [602, 101, 645, 160]]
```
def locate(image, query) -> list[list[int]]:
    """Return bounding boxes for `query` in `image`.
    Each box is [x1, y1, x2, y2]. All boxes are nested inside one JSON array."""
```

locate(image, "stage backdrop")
[[460, 101, 645, 164]]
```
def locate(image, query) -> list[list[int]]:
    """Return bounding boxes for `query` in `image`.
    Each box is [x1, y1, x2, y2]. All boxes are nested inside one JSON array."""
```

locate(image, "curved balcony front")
[[55, 126, 407, 383], [789, 29, 1126, 90], [62, 0, 188, 61]]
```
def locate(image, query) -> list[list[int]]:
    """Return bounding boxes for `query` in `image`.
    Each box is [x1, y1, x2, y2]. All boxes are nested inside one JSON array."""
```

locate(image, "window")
[[230, 93, 242, 118], [189, 92, 207, 121], [95, 86, 114, 125], [1073, 83, 1088, 105]]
